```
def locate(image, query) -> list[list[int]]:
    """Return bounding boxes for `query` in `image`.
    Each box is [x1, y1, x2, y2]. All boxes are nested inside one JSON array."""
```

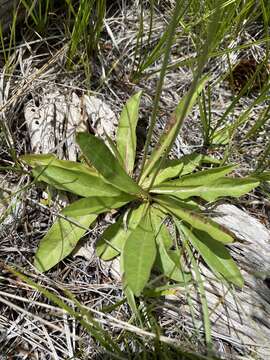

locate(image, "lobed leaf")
[[155, 195, 234, 244], [116, 91, 142, 175], [143, 153, 203, 188], [122, 207, 157, 296], [151, 177, 259, 202], [178, 222, 244, 287], [77, 132, 143, 196], [35, 195, 132, 272], [164, 164, 237, 187]]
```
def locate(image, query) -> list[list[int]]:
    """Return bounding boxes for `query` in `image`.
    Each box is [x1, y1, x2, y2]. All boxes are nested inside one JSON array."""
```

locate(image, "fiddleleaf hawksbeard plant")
[[21, 84, 262, 297]]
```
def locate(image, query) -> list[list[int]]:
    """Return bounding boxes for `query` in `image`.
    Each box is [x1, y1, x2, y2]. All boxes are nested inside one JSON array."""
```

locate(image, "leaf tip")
[[76, 131, 86, 142], [34, 256, 47, 273]]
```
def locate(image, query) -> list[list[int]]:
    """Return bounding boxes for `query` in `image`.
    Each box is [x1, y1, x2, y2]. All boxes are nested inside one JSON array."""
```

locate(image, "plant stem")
[[147, 1, 224, 189], [138, 0, 183, 181]]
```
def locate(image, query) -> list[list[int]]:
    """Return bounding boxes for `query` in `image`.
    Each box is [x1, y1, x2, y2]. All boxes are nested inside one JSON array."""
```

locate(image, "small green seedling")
[[20, 87, 262, 298]]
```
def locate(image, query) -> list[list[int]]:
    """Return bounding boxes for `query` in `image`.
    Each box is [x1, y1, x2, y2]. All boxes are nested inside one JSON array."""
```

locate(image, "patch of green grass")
[[65, 0, 106, 78], [21, 0, 52, 33]]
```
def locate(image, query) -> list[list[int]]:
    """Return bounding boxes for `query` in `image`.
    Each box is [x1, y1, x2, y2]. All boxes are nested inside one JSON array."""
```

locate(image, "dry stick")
[[0, 263, 188, 349], [0, 286, 179, 348], [1, 272, 268, 352], [0, 295, 78, 338], [40, 323, 61, 360]]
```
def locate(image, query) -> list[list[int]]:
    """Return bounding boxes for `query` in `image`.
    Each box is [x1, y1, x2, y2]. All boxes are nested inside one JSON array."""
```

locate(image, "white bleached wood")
[[165, 203, 270, 359], [25, 91, 117, 160]]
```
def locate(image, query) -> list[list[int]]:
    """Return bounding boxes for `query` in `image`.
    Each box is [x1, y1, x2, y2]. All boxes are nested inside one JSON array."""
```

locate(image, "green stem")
[[147, 2, 223, 189], [138, 0, 183, 181]]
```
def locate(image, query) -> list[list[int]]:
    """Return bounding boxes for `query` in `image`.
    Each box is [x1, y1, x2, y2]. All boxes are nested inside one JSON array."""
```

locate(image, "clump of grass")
[[65, 0, 106, 75], [21, 0, 52, 34]]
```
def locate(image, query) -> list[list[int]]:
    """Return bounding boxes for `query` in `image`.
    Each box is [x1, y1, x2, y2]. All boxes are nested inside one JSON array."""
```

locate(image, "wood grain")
[[164, 204, 270, 359]]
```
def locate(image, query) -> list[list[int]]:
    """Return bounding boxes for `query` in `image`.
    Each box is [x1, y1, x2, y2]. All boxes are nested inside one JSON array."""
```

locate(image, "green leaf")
[[35, 211, 96, 272], [150, 207, 173, 250], [155, 240, 191, 283], [151, 208, 191, 283], [178, 223, 244, 287], [35, 195, 132, 272], [143, 153, 203, 188], [151, 204, 191, 283], [168, 249, 184, 264], [210, 127, 230, 145], [254, 171, 270, 182], [20, 153, 57, 167], [140, 76, 208, 184], [135, 11, 182, 76], [116, 91, 142, 175], [143, 283, 184, 297], [164, 164, 236, 187], [96, 204, 146, 261], [21, 153, 125, 197], [184, 240, 212, 348], [123, 208, 157, 296], [155, 155, 202, 184], [155, 195, 234, 244], [151, 177, 259, 202], [77, 132, 143, 196], [103, 131, 125, 168], [32, 165, 129, 198], [143, 153, 222, 188], [96, 216, 124, 260], [244, 105, 270, 140], [199, 155, 221, 165], [20, 154, 97, 174], [59, 194, 133, 217], [123, 284, 140, 317]]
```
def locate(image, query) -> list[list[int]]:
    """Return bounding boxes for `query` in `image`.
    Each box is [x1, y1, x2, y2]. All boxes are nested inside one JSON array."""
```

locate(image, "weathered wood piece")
[[214, 204, 270, 278], [165, 204, 270, 359], [24, 90, 117, 160]]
